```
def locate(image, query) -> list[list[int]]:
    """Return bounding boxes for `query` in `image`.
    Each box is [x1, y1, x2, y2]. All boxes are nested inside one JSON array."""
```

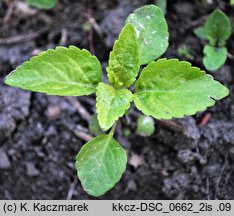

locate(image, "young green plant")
[[25, 0, 57, 9], [177, 44, 193, 60], [194, 9, 231, 71], [4, 5, 229, 197]]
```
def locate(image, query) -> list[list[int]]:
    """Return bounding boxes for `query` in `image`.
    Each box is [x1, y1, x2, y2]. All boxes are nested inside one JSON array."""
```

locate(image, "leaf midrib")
[[14, 76, 96, 88], [97, 135, 113, 175]]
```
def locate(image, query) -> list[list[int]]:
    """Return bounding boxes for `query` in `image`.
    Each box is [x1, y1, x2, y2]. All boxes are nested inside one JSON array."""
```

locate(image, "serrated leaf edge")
[[134, 58, 229, 119], [106, 23, 140, 88], [76, 134, 127, 197], [96, 83, 133, 131], [4, 45, 102, 96]]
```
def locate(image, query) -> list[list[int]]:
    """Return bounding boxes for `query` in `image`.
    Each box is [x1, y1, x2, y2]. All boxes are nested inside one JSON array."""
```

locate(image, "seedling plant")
[[25, 0, 57, 9], [194, 9, 231, 71], [4, 5, 229, 197], [177, 44, 194, 60]]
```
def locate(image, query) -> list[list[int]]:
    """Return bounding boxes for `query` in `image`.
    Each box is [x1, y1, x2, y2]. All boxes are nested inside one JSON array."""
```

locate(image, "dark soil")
[[0, 0, 234, 200]]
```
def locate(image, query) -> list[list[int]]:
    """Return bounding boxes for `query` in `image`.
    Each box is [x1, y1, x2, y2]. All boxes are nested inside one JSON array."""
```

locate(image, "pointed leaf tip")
[[5, 46, 102, 96], [107, 23, 140, 88]]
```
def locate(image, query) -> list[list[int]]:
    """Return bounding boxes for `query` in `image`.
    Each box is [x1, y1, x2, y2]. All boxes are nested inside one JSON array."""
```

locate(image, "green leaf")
[[4, 46, 102, 96], [25, 0, 57, 9], [204, 9, 231, 46], [107, 23, 139, 88], [137, 115, 155, 137], [203, 45, 227, 71], [76, 134, 127, 197], [231, 0, 234, 5], [134, 59, 229, 119], [194, 26, 206, 40], [126, 5, 169, 65], [96, 82, 132, 131]]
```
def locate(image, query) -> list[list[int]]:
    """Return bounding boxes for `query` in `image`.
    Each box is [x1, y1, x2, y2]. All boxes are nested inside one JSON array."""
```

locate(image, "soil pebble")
[[0, 149, 11, 169], [25, 162, 40, 177]]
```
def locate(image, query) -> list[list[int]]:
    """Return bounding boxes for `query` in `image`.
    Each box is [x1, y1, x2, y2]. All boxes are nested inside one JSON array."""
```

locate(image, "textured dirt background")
[[0, 0, 234, 199]]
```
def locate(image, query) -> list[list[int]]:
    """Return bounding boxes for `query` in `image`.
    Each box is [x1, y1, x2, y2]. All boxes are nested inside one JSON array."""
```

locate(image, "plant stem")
[[109, 121, 118, 137]]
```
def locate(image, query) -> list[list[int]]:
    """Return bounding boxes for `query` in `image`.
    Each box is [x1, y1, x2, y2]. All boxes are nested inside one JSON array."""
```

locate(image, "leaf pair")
[[95, 23, 138, 131]]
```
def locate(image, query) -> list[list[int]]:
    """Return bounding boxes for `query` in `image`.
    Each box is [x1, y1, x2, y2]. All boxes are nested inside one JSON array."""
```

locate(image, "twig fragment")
[[3, 1, 14, 24], [66, 180, 77, 200], [74, 125, 93, 142], [156, 119, 184, 132], [0, 27, 49, 45], [66, 97, 91, 122], [199, 113, 211, 126]]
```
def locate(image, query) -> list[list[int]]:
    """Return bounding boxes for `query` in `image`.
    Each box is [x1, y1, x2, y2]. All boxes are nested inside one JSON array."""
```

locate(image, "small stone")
[[47, 106, 61, 120], [0, 149, 11, 169], [127, 180, 137, 191], [26, 162, 40, 177], [192, 185, 199, 192], [128, 152, 145, 168]]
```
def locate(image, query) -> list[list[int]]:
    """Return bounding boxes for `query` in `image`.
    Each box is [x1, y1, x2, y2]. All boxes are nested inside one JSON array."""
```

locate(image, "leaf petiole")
[[109, 121, 118, 137]]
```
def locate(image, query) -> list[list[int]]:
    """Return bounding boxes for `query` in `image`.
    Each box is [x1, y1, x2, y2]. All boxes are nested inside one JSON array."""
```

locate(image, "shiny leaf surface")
[[204, 9, 231, 46], [76, 134, 127, 197], [5, 46, 102, 96], [107, 23, 139, 88], [26, 0, 57, 9], [126, 5, 169, 65], [96, 82, 132, 131], [134, 59, 229, 119], [203, 45, 227, 71]]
